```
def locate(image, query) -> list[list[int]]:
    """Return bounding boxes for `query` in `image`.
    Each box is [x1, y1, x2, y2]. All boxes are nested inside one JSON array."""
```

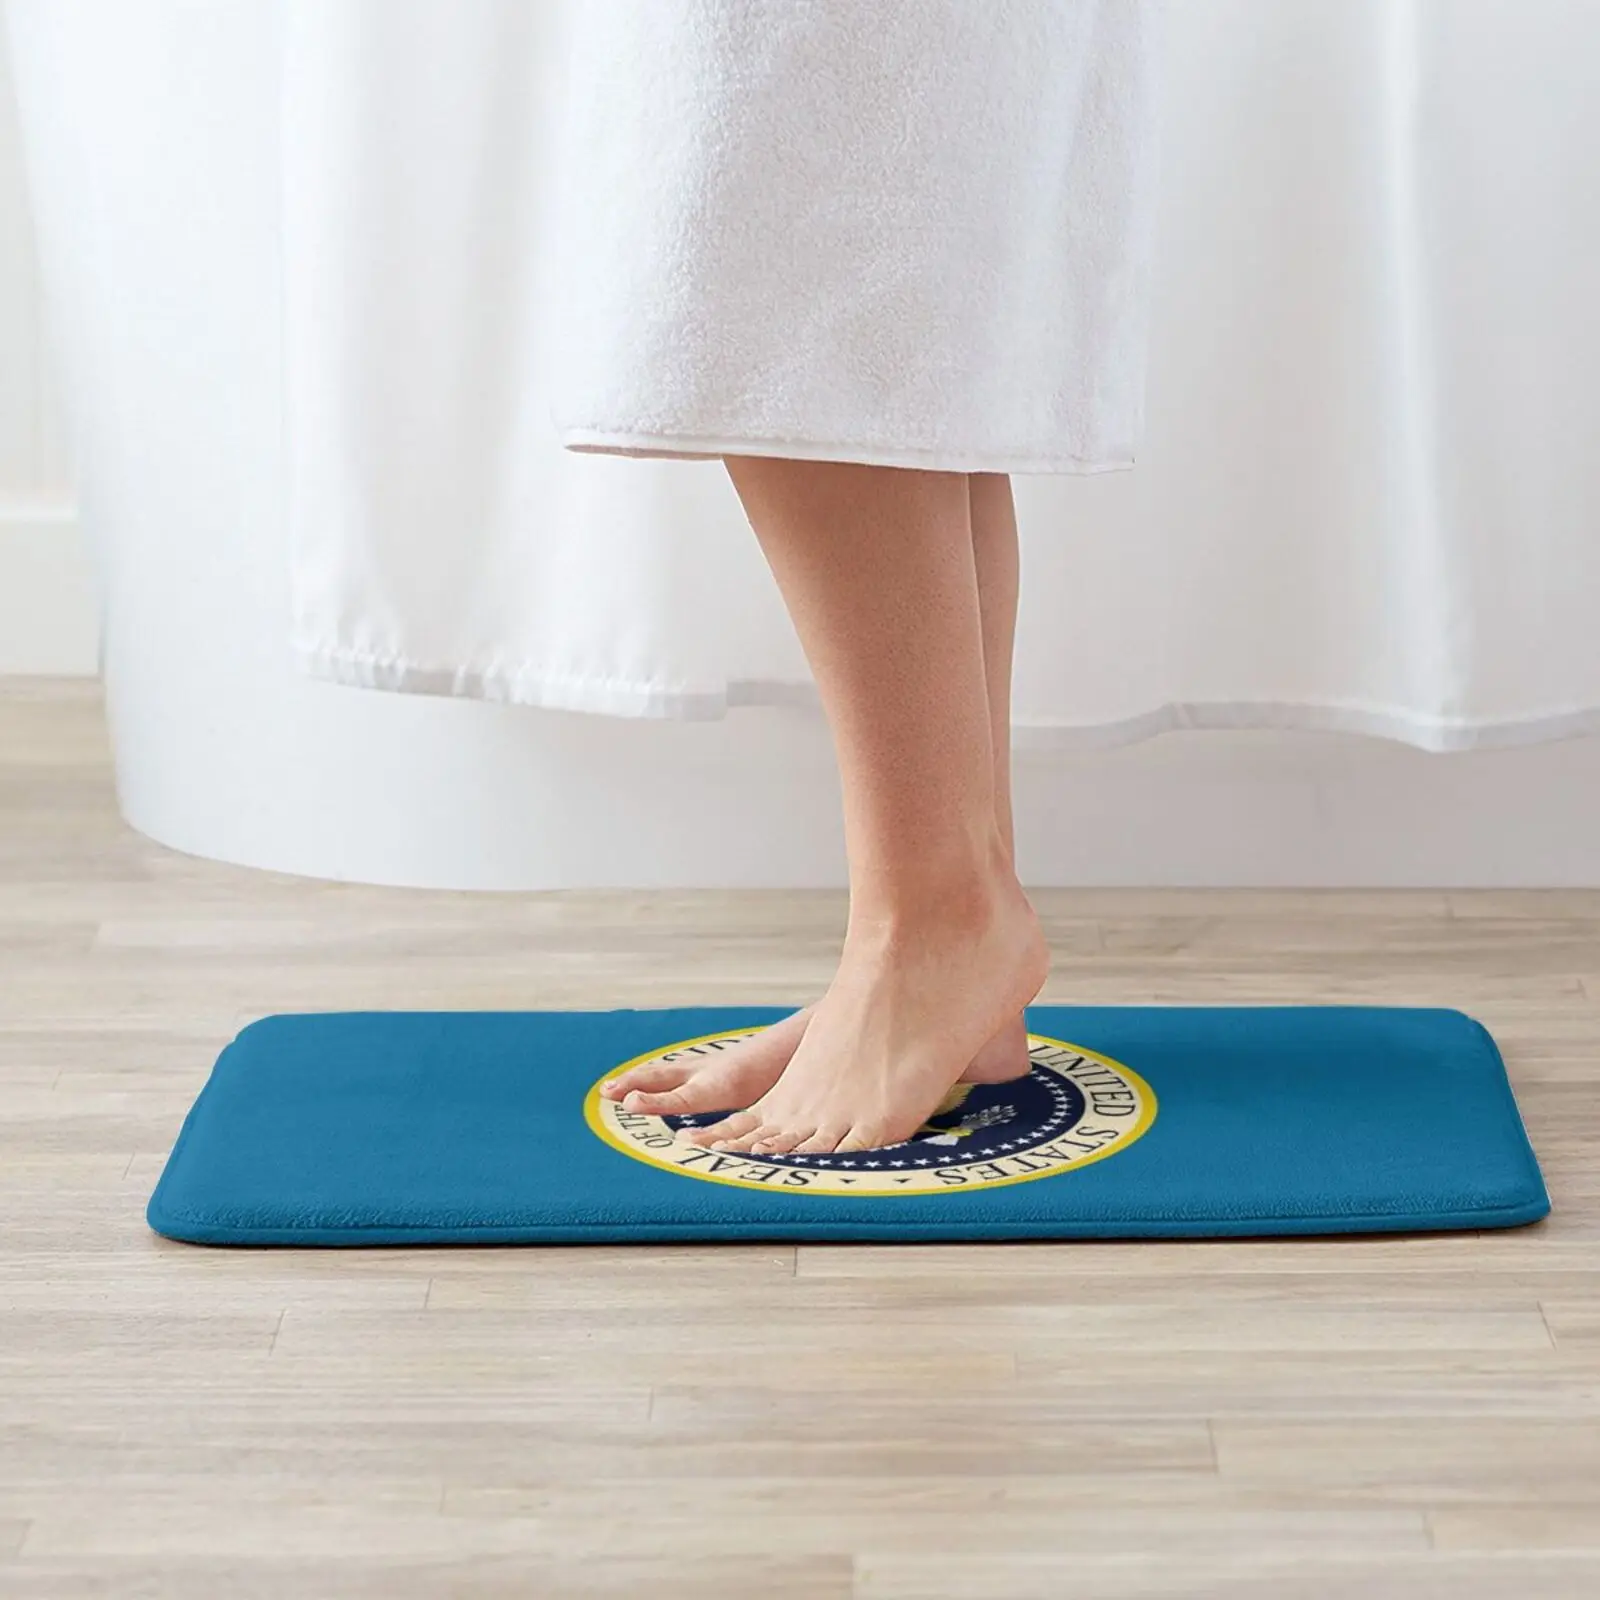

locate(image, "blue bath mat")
[[146, 1005, 1549, 1245]]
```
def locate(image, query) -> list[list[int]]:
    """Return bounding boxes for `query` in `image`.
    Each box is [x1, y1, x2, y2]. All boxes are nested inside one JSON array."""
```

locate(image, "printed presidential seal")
[[584, 1029, 1156, 1195]]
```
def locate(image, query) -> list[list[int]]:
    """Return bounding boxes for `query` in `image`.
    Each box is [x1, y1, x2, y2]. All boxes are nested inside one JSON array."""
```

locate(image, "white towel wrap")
[[547, 0, 1166, 474]]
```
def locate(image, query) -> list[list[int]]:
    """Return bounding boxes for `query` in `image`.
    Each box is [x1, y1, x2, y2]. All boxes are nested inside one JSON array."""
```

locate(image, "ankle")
[[847, 852, 1029, 944]]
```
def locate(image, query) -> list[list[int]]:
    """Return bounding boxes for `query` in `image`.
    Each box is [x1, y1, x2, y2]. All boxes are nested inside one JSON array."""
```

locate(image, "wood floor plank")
[[855, 1551, 1600, 1600], [5, 1555, 854, 1600], [1212, 1418, 1600, 1500]]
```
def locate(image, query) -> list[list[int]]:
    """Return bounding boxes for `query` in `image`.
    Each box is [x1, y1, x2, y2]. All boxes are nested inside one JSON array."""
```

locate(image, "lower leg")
[[602, 470, 1034, 1115], [963, 471, 1036, 1078], [692, 457, 1047, 1154], [969, 472, 1021, 862]]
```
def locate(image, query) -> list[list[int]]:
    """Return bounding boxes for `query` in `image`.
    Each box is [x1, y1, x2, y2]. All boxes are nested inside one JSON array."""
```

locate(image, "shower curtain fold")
[[284, 0, 1600, 754]]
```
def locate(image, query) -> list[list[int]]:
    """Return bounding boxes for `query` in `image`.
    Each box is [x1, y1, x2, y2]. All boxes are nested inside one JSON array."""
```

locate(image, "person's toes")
[[601, 1062, 689, 1101], [688, 1110, 763, 1148], [708, 1122, 781, 1154], [621, 1085, 700, 1115], [836, 1122, 898, 1155], [793, 1125, 850, 1155], [621, 1065, 750, 1116], [751, 1126, 812, 1155]]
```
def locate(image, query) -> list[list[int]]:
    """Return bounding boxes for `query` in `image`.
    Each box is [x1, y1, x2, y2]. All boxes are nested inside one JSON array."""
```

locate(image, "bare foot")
[[598, 995, 1032, 1119], [598, 1006, 813, 1118], [688, 876, 1050, 1155]]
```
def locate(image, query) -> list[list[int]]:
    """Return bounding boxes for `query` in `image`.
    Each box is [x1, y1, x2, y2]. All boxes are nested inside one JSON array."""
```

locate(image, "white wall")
[[0, 18, 95, 673], [2, 13, 1597, 888]]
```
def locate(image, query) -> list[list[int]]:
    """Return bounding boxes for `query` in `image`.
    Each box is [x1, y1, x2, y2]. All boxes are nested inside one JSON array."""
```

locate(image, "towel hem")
[[557, 426, 1137, 476]]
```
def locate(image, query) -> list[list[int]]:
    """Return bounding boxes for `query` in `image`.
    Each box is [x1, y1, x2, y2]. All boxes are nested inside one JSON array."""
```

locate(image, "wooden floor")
[[2, 678, 1598, 1598]]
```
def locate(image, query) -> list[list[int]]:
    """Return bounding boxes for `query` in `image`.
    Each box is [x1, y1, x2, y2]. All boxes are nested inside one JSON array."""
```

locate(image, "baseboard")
[[0, 497, 99, 674]]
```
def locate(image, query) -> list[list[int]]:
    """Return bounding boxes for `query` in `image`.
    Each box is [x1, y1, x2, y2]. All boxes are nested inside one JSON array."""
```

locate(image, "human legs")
[[682, 457, 1047, 1155], [962, 470, 1035, 1076], [600, 469, 1036, 1119]]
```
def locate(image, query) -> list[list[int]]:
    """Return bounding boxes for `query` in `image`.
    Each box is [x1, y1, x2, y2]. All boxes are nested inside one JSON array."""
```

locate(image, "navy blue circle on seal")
[[583, 1029, 1157, 1196]]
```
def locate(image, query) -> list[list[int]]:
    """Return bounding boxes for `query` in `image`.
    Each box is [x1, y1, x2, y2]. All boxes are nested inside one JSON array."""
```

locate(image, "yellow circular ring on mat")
[[583, 1028, 1157, 1196]]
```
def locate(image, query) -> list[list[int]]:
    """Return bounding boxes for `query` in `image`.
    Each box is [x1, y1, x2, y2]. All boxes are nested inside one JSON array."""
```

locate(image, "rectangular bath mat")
[[146, 1005, 1550, 1245]]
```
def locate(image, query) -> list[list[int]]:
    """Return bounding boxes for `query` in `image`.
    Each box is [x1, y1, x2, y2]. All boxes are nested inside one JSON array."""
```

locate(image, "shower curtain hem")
[[557, 427, 1137, 476], [291, 640, 1600, 756]]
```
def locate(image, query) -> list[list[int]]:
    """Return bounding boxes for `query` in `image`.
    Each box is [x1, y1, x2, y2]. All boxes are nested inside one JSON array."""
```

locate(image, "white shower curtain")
[[286, 0, 1600, 754]]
